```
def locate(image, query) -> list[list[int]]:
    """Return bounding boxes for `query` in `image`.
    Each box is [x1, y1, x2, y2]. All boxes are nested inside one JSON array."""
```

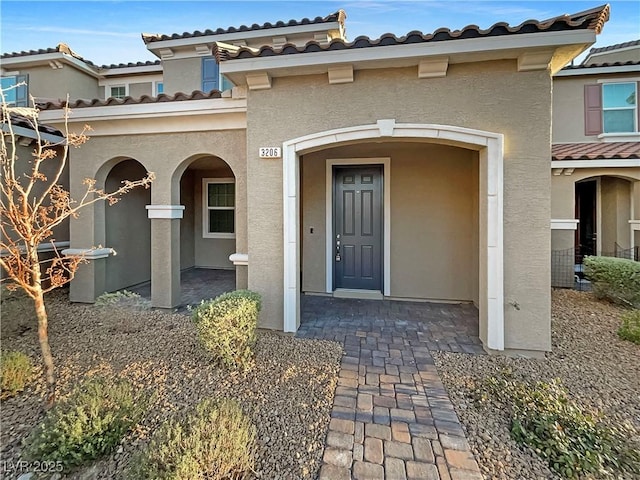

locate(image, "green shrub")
[[130, 398, 256, 480], [95, 290, 150, 310], [24, 376, 148, 469], [191, 290, 261, 370], [618, 309, 640, 344], [1, 350, 35, 399], [583, 256, 640, 308], [486, 377, 640, 479]]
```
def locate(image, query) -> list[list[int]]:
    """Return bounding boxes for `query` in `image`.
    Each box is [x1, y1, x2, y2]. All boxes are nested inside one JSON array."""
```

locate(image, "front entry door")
[[334, 166, 383, 291]]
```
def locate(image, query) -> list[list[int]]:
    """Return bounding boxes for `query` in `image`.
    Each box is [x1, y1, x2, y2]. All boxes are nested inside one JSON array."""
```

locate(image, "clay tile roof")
[[0, 42, 96, 67], [215, 4, 610, 61], [561, 60, 640, 71], [588, 38, 640, 55], [99, 60, 161, 69], [142, 10, 346, 44], [552, 142, 640, 161], [37, 89, 222, 111]]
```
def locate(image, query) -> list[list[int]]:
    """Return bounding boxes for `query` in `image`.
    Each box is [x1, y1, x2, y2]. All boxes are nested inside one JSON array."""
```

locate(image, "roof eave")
[[220, 29, 597, 83], [145, 21, 343, 55], [1, 52, 100, 78], [555, 63, 640, 76], [100, 64, 164, 76]]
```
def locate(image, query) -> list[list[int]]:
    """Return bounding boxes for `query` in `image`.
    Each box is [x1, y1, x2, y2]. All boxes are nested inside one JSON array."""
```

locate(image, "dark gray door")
[[334, 166, 383, 291]]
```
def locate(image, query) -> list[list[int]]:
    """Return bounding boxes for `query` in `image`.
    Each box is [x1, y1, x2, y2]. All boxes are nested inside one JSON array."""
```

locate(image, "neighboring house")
[[0, 6, 615, 356], [0, 113, 69, 283], [551, 39, 640, 286], [0, 43, 163, 104]]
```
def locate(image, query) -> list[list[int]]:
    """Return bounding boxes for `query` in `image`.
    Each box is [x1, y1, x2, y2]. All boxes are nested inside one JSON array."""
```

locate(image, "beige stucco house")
[[551, 39, 640, 286], [1, 5, 616, 356]]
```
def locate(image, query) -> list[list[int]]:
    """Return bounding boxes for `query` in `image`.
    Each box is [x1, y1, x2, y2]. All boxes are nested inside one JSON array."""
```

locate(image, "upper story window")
[[155, 82, 164, 95], [202, 57, 219, 92], [585, 81, 639, 135], [602, 83, 636, 133], [110, 86, 127, 99], [1, 74, 29, 106], [203, 178, 235, 238], [202, 56, 234, 92]]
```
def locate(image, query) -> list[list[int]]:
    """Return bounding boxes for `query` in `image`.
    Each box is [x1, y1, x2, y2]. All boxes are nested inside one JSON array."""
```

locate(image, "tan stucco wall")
[[129, 81, 153, 98], [105, 159, 151, 291], [584, 47, 640, 66], [552, 72, 640, 143], [301, 143, 479, 303], [601, 176, 632, 252], [246, 60, 552, 352], [19, 65, 99, 101], [162, 58, 201, 95], [180, 171, 196, 269], [1, 143, 69, 286]]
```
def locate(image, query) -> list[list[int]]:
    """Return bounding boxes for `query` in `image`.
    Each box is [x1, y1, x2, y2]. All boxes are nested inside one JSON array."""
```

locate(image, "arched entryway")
[[174, 154, 237, 303], [283, 120, 504, 351], [575, 174, 639, 260], [103, 158, 151, 292]]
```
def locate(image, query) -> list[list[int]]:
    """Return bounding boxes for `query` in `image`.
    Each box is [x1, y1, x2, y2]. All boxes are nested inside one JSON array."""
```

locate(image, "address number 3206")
[[259, 147, 281, 159]]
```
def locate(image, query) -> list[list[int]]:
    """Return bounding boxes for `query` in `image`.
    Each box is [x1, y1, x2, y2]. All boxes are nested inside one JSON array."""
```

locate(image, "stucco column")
[[147, 206, 184, 309], [66, 252, 109, 303]]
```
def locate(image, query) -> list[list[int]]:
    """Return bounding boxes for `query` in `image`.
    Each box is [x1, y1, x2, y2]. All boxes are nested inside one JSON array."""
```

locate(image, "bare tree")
[[0, 93, 154, 405]]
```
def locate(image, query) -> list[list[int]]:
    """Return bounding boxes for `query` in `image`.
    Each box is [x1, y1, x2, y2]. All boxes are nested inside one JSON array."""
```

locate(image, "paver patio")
[[298, 295, 485, 480]]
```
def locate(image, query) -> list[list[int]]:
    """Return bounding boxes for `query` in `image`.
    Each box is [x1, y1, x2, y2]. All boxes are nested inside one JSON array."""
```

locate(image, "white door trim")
[[325, 158, 391, 296], [282, 119, 504, 352]]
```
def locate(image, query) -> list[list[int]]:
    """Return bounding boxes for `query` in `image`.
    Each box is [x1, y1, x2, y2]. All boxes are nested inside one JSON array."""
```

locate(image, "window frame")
[[601, 81, 638, 134], [155, 81, 164, 96], [1, 74, 29, 106], [202, 177, 236, 239], [109, 85, 128, 99]]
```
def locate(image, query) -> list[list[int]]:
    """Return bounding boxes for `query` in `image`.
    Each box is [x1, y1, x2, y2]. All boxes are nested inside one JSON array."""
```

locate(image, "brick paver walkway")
[[298, 296, 485, 480]]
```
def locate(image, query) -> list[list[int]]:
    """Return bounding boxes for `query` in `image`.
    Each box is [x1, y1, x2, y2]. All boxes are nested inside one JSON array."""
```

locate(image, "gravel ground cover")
[[433, 289, 640, 480], [0, 290, 342, 480]]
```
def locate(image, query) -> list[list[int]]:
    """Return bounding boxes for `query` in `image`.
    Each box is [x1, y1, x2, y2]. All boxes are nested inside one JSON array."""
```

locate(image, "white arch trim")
[[282, 119, 504, 351]]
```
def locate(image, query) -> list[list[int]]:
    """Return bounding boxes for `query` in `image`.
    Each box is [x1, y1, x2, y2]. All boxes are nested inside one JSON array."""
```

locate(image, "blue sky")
[[1, 1, 638, 66]]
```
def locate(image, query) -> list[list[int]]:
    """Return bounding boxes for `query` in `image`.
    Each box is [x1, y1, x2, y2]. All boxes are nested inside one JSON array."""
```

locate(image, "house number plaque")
[[259, 147, 281, 159]]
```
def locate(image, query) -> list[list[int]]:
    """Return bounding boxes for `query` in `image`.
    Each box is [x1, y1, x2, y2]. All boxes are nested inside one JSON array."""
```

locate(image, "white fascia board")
[[2, 52, 100, 78], [554, 64, 640, 76], [1, 123, 64, 144], [98, 73, 163, 87], [38, 97, 247, 123], [147, 22, 342, 52], [551, 159, 640, 168], [220, 29, 596, 74], [100, 65, 163, 76]]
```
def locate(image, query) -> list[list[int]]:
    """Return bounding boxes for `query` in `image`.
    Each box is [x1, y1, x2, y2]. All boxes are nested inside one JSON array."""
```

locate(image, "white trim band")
[[551, 219, 579, 230], [62, 247, 114, 260], [552, 159, 640, 169], [146, 205, 185, 219], [229, 253, 248, 266]]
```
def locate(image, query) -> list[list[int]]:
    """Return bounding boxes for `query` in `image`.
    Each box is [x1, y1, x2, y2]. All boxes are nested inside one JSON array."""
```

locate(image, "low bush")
[[1, 350, 34, 399], [485, 377, 640, 479], [191, 290, 261, 370], [130, 398, 256, 480], [583, 256, 640, 308], [95, 290, 150, 310], [618, 309, 640, 345], [24, 376, 148, 469]]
